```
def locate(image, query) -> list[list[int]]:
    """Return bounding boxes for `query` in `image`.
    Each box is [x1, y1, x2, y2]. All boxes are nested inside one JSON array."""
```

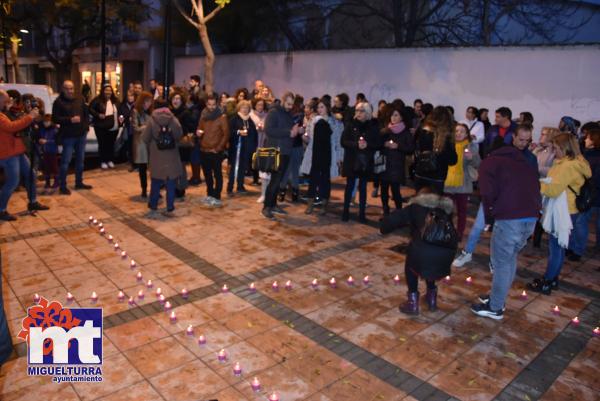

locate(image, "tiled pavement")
[[1, 166, 599, 401]]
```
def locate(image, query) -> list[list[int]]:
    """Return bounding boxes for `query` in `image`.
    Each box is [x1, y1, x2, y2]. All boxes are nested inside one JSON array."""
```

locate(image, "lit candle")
[[146, 279, 153, 289], [249, 282, 256, 292], [114, 243, 120, 250], [552, 305, 560, 315], [92, 219, 98, 225], [88, 215, 94, 223], [117, 291, 125, 302], [33, 293, 40, 303], [222, 284, 229, 293], [169, 311, 177, 322], [272, 281, 279, 291], [520, 290, 528, 300], [593, 327, 600, 337], [217, 349, 227, 362], [90, 291, 98, 302], [443, 275, 451, 283], [121, 250, 127, 259], [251, 377, 261, 392], [99, 228, 105, 235], [329, 277, 337, 288], [181, 288, 188, 298], [136, 271, 143, 281], [129, 259, 136, 268], [108, 235, 114, 243], [156, 287, 162, 296], [269, 392, 280, 401], [158, 294, 166, 304], [285, 280, 292, 290], [186, 325, 194, 335], [389, 139, 394, 144], [233, 361, 242, 376], [347, 275, 354, 286], [311, 278, 318, 289], [465, 276, 473, 284], [137, 289, 144, 300], [363, 275, 370, 285], [164, 301, 172, 310], [359, 136, 364, 141], [128, 296, 135, 305], [98, 222, 103, 229], [571, 316, 580, 326], [393, 274, 401, 285], [66, 292, 74, 302], [198, 334, 206, 345]]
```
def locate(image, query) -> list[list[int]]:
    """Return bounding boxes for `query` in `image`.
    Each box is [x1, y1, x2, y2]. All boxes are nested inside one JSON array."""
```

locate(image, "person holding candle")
[[527, 133, 592, 295], [142, 99, 183, 217], [380, 187, 457, 314], [341, 102, 380, 222], [443, 123, 481, 241], [379, 106, 415, 216], [227, 100, 257, 195], [89, 84, 120, 170], [250, 98, 268, 188], [132, 92, 154, 198]]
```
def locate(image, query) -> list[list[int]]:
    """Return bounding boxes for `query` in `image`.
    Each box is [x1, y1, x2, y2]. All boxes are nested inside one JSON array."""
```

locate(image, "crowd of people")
[[0, 76, 599, 321]]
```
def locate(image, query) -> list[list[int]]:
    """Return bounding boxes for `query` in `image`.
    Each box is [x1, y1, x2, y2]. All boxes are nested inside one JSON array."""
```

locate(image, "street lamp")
[[19, 29, 28, 34]]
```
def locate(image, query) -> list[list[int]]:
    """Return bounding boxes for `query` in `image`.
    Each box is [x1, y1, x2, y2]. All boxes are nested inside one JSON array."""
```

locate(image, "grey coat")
[[132, 109, 150, 164], [142, 108, 183, 181], [444, 142, 481, 194]]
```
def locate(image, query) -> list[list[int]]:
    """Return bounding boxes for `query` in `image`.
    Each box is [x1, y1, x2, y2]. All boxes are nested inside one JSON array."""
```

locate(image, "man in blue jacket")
[[484, 106, 517, 156]]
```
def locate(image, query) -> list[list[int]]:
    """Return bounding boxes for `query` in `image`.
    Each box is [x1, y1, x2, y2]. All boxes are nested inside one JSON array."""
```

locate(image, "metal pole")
[[162, 0, 171, 100], [100, 0, 106, 88], [1, 1, 9, 83]]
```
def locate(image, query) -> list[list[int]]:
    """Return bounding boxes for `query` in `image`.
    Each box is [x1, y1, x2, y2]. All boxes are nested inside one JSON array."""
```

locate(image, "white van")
[[0, 83, 98, 154]]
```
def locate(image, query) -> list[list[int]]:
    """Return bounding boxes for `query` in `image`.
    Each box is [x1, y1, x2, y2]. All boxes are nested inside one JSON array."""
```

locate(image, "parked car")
[[0, 83, 98, 154]]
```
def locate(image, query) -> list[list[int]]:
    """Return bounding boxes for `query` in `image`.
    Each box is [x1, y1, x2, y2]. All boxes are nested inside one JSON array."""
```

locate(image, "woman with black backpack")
[[528, 133, 592, 294], [381, 187, 457, 315]]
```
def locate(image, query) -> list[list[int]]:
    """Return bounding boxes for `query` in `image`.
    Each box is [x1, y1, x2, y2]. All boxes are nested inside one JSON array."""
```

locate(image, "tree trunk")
[[10, 35, 23, 83], [481, 0, 492, 46], [391, 0, 404, 47], [198, 23, 215, 95]]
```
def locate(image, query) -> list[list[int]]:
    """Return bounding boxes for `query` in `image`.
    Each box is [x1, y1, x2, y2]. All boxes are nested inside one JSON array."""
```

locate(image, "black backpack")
[[569, 176, 596, 213], [421, 207, 459, 249], [156, 123, 175, 150]]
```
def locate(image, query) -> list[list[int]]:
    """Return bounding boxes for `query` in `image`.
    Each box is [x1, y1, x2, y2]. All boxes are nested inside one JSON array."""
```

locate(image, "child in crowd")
[[38, 114, 59, 193]]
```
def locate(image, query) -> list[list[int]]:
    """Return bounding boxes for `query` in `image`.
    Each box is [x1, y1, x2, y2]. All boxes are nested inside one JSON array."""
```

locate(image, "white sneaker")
[[256, 196, 265, 203], [201, 196, 213, 204], [210, 198, 223, 207], [107, 161, 115, 169], [453, 250, 472, 267], [101, 163, 108, 170]]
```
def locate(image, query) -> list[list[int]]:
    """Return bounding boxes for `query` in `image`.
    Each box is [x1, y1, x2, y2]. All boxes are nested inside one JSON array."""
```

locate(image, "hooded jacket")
[[141, 108, 183, 181], [51, 93, 89, 139], [197, 107, 229, 153], [541, 156, 592, 214], [380, 193, 456, 280]]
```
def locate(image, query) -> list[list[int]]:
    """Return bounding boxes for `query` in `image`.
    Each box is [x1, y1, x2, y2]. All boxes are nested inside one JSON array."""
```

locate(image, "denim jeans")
[[580, 207, 600, 248], [149, 178, 175, 211], [545, 214, 578, 280], [344, 176, 368, 217], [0, 271, 12, 365], [465, 203, 485, 253], [60, 135, 87, 189], [489, 219, 536, 311], [0, 154, 37, 211], [568, 212, 587, 256]]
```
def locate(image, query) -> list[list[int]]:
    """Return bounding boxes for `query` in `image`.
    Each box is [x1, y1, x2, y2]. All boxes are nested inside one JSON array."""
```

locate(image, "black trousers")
[[137, 163, 147, 194], [405, 264, 436, 293], [307, 165, 331, 200], [95, 127, 118, 163], [264, 154, 290, 208], [200, 152, 224, 200], [343, 176, 368, 217], [381, 180, 403, 211]]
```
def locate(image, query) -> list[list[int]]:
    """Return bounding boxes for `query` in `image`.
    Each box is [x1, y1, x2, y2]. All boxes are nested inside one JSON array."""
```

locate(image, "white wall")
[[175, 46, 600, 137]]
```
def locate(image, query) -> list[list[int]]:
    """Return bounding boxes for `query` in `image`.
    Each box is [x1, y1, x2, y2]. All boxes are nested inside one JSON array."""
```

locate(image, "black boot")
[[382, 204, 390, 216], [533, 221, 543, 248], [425, 287, 438, 311], [277, 188, 286, 202], [342, 207, 350, 222], [291, 188, 299, 202], [399, 292, 419, 315], [527, 278, 552, 295]]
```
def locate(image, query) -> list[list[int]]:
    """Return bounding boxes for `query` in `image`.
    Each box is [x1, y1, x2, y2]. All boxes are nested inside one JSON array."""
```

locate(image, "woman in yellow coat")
[[528, 133, 591, 295]]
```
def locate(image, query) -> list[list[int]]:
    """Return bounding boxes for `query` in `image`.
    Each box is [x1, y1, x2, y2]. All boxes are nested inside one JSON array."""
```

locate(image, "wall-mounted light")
[[19, 29, 29, 34]]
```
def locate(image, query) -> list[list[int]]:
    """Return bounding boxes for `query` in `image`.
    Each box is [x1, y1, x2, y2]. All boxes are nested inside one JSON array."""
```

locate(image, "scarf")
[[237, 111, 250, 121], [444, 140, 469, 187], [388, 122, 405, 134], [200, 107, 223, 121]]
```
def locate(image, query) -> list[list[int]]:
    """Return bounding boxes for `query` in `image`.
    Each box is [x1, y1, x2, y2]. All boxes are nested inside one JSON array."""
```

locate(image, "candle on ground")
[[285, 280, 292, 290], [156, 287, 162, 296], [137, 289, 144, 299], [90, 291, 98, 302], [186, 325, 194, 335], [552, 305, 560, 315], [169, 311, 177, 322], [593, 327, 600, 337], [269, 392, 280, 401], [121, 250, 127, 258], [66, 292, 74, 302], [33, 293, 40, 303], [521, 290, 528, 300], [233, 362, 242, 376], [98, 222, 103, 229], [158, 294, 166, 304], [363, 275, 370, 285], [347, 276, 354, 286], [181, 288, 188, 298], [114, 243, 120, 250], [251, 377, 261, 392], [88, 216, 94, 223], [465, 276, 473, 284], [92, 219, 98, 225], [329, 277, 337, 288], [136, 271, 143, 281], [117, 291, 125, 302], [443, 275, 451, 283], [249, 282, 256, 292], [99, 228, 105, 235], [311, 278, 318, 289], [198, 334, 206, 345], [393, 274, 401, 285], [128, 296, 135, 305], [272, 281, 279, 291], [129, 259, 136, 268], [164, 301, 172, 310], [571, 316, 580, 325], [217, 349, 227, 362], [222, 284, 229, 293], [108, 235, 114, 243]]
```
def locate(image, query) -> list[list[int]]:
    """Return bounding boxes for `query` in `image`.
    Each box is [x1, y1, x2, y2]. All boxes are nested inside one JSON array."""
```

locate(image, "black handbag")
[[415, 151, 438, 176], [252, 147, 280, 173]]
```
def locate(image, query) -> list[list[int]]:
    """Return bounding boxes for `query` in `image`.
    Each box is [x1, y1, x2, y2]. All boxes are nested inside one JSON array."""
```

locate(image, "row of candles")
[[83, 216, 282, 399]]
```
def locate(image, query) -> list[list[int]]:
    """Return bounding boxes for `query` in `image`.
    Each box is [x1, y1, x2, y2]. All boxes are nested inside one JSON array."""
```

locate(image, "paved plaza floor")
[[1, 166, 599, 401]]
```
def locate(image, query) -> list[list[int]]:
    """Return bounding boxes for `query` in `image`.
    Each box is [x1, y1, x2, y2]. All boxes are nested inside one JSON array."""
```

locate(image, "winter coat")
[[89, 96, 119, 131], [414, 129, 458, 185], [264, 104, 295, 156], [228, 114, 258, 163], [479, 145, 541, 222], [250, 110, 267, 148], [0, 112, 33, 160], [38, 126, 59, 154], [484, 121, 517, 156], [541, 156, 592, 214], [51, 93, 89, 139], [380, 127, 415, 184], [132, 109, 150, 164], [584, 148, 600, 207], [197, 109, 229, 153], [341, 118, 379, 179], [380, 193, 455, 280], [444, 141, 481, 194], [142, 108, 183, 181], [118, 101, 135, 132]]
